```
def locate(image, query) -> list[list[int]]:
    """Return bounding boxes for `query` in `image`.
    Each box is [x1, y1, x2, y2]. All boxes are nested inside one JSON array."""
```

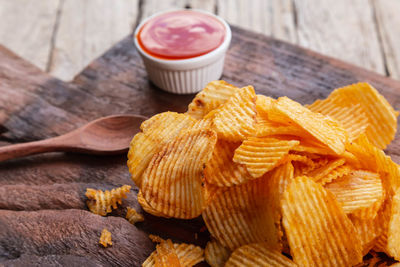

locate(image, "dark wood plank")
[[0, 25, 399, 266]]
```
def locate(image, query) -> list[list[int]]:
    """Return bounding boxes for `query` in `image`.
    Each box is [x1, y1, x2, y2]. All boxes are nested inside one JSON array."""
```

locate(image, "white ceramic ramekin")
[[134, 9, 232, 94]]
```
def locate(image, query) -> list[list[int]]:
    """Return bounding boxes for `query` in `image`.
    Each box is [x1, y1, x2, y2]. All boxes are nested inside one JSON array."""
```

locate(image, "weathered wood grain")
[[1, 25, 400, 266], [0, 0, 60, 71], [218, 0, 297, 42], [48, 0, 138, 81], [294, 0, 386, 75], [373, 0, 400, 79]]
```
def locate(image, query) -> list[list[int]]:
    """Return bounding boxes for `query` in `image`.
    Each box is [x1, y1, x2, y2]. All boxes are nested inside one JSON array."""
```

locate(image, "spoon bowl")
[[0, 114, 147, 162]]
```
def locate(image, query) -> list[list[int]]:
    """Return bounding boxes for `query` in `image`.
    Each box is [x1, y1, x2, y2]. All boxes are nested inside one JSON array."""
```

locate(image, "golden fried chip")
[[350, 215, 380, 255], [205, 239, 231, 267], [154, 239, 181, 267], [204, 140, 253, 187], [308, 102, 369, 141], [308, 82, 398, 149], [282, 176, 363, 266], [126, 206, 144, 225], [324, 170, 383, 218], [346, 135, 400, 194], [387, 189, 400, 260], [291, 139, 336, 156], [213, 86, 257, 141], [225, 243, 296, 267], [270, 97, 348, 154], [141, 129, 217, 219], [256, 94, 276, 121], [99, 228, 112, 248], [307, 158, 346, 184], [202, 175, 281, 251], [143, 239, 204, 267], [128, 112, 195, 187], [233, 137, 299, 178], [86, 185, 131, 216], [187, 80, 239, 120], [137, 190, 170, 218]]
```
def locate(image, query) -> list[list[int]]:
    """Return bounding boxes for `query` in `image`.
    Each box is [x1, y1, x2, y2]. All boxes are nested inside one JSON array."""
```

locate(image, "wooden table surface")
[[0, 0, 399, 82]]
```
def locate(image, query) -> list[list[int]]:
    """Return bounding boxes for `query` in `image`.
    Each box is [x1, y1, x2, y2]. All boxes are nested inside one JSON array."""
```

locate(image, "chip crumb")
[[126, 206, 144, 225], [85, 185, 131, 216], [149, 234, 164, 243], [99, 228, 112, 248]]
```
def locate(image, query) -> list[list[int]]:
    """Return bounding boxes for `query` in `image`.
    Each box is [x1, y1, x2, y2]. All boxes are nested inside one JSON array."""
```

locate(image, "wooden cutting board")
[[0, 25, 399, 266]]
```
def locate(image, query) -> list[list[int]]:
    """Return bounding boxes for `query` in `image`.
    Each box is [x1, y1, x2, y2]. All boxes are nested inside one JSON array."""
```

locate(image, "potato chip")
[[204, 140, 253, 187], [137, 190, 170, 218], [205, 239, 231, 267], [141, 129, 217, 219], [225, 243, 296, 267], [255, 94, 276, 121], [126, 206, 144, 225], [143, 239, 204, 267], [308, 82, 398, 149], [202, 175, 281, 251], [187, 80, 239, 120], [282, 176, 363, 266], [265, 162, 295, 245], [154, 239, 181, 267], [270, 97, 348, 154], [99, 228, 112, 248], [233, 137, 299, 178], [308, 102, 369, 141], [324, 170, 383, 217], [346, 135, 400, 194], [213, 86, 257, 141], [387, 189, 400, 260], [291, 139, 336, 156], [128, 112, 195, 187], [350, 215, 380, 255], [307, 158, 346, 184], [372, 199, 392, 254], [86, 185, 131, 216]]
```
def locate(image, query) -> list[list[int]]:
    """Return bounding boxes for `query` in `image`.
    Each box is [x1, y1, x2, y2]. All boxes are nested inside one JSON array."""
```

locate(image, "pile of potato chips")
[[128, 81, 400, 266]]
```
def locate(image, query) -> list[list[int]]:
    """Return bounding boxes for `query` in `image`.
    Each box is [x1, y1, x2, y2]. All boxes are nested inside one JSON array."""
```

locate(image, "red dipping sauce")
[[137, 10, 226, 60]]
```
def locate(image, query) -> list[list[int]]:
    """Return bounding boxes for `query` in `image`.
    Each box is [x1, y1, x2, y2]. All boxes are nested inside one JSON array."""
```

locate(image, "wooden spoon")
[[0, 114, 147, 162]]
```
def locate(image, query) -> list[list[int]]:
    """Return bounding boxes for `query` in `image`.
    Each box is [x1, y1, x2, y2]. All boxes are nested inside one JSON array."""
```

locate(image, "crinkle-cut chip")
[[310, 82, 398, 149], [346, 135, 400, 194], [233, 137, 299, 178], [265, 162, 295, 244], [270, 97, 348, 154], [213, 86, 257, 141], [143, 239, 204, 267], [204, 140, 253, 187], [308, 102, 369, 141], [202, 175, 281, 251], [256, 94, 276, 121], [141, 129, 217, 219], [318, 164, 352, 185], [145, 239, 181, 267], [281, 154, 315, 167], [187, 80, 239, 120], [126, 206, 144, 225], [350, 215, 380, 255], [307, 158, 346, 183], [225, 243, 296, 267], [86, 185, 131, 216], [388, 189, 400, 260], [256, 123, 310, 138], [137, 190, 171, 218], [324, 170, 383, 217], [372, 199, 392, 254], [128, 112, 195, 187], [282, 176, 363, 267], [99, 228, 112, 248], [205, 239, 231, 267], [291, 139, 336, 155]]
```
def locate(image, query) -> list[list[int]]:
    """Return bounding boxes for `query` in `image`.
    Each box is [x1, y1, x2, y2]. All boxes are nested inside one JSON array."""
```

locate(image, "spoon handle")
[[0, 138, 62, 162]]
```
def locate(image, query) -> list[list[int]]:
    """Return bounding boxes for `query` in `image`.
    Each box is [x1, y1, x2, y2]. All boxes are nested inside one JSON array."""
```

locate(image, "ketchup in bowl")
[[137, 10, 226, 60]]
